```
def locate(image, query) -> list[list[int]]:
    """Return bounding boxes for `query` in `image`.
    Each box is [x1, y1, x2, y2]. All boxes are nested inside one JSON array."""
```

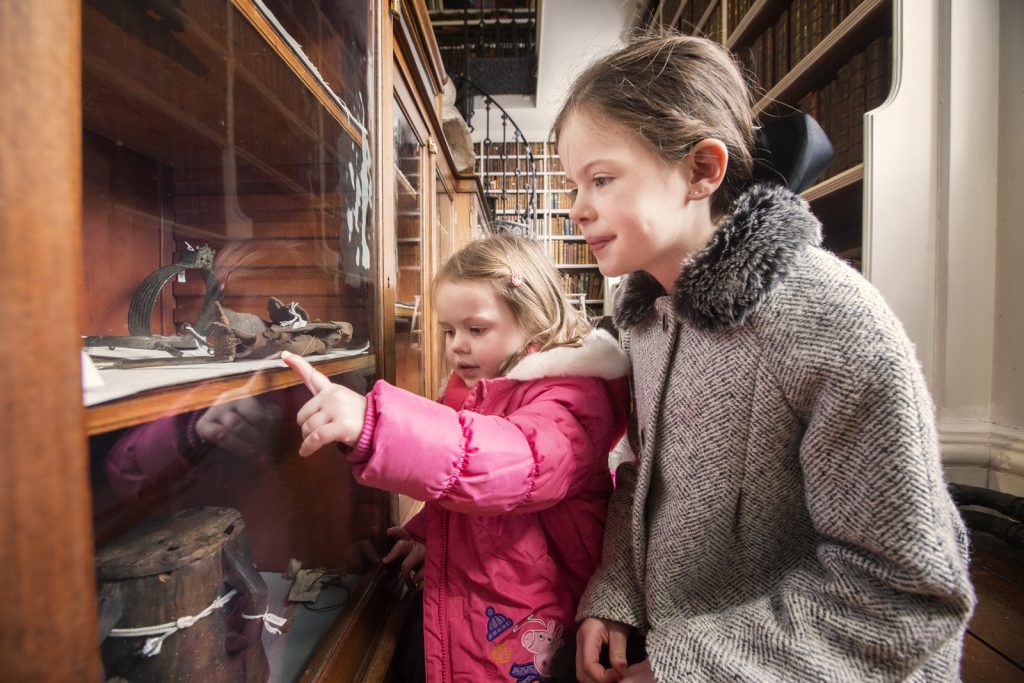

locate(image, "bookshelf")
[[477, 140, 611, 319], [641, 0, 894, 270]]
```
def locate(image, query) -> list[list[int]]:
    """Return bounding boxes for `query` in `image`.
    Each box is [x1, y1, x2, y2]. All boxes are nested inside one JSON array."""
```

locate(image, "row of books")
[[482, 173, 536, 192], [491, 196, 536, 216], [797, 35, 891, 179], [558, 271, 604, 301], [548, 173, 569, 191], [481, 157, 536, 175], [549, 191, 573, 210], [478, 141, 545, 157], [549, 217, 577, 236], [549, 240, 597, 265], [738, 0, 868, 93]]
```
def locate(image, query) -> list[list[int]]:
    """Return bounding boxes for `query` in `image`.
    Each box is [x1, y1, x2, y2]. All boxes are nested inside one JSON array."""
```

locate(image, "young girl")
[[282, 234, 630, 682], [553, 34, 976, 682]]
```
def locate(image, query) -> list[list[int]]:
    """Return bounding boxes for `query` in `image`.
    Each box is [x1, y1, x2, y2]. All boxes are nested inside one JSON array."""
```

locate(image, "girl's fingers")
[[299, 422, 344, 457], [282, 351, 332, 395], [382, 541, 409, 565], [386, 526, 411, 541], [300, 410, 330, 440], [577, 623, 616, 683], [607, 627, 629, 675], [212, 430, 256, 458], [296, 394, 324, 425]]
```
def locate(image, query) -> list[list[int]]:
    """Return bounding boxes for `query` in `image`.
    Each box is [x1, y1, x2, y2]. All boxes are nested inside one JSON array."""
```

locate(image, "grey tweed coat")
[[577, 184, 975, 681]]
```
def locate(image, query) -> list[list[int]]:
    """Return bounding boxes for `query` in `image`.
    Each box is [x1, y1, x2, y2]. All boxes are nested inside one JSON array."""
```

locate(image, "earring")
[[689, 188, 703, 197]]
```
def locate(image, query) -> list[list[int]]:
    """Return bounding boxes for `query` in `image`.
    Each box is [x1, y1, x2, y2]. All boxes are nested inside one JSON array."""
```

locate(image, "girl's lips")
[[586, 236, 613, 253]]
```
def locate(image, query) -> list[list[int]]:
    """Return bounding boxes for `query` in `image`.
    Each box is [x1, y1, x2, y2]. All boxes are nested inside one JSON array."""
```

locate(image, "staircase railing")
[[453, 74, 539, 229]]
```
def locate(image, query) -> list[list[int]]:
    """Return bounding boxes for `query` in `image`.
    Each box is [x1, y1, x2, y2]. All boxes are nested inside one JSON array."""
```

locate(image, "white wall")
[[868, 0, 1023, 494], [989, 0, 1024, 491], [468, 0, 638, 141]]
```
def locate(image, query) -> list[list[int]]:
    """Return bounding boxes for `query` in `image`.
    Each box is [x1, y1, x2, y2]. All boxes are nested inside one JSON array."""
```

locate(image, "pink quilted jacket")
[[347, 330, 629, 682]]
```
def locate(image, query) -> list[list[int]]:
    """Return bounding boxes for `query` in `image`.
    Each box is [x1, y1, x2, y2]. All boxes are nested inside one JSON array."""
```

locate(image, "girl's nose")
[[449, 332, 469, 353], [569, 193, 591, 227]]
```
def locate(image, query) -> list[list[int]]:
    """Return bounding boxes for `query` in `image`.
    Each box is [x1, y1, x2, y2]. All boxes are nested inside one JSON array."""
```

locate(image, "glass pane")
[[80, 1, 384, 680], [434, 171, 455, 382], [394, 99, 425, 395]]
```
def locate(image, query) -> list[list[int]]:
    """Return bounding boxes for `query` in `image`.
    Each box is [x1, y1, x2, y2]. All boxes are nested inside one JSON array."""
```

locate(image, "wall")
[[867, 0, 1022, 494], [468, 0, 637, 141], [989, 0, 1024, 492]]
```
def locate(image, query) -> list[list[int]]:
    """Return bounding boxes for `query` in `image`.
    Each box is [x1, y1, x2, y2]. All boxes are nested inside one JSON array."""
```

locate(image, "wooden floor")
[[961, 531, 1024, 682]]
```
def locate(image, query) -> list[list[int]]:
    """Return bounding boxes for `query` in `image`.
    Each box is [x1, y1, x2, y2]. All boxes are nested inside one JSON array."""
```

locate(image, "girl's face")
[[558, 110, 716, 290], [435, 280, 530, 388]]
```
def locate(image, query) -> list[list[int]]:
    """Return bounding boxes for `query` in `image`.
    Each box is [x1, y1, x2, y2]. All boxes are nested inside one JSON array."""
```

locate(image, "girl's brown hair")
[[433, 234, 591, 374], [552, 31, 756, 215]]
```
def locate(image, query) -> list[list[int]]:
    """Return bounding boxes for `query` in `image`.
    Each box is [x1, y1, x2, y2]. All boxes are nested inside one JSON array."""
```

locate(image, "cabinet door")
[[432, 169, 456, 395], [392, 81, 431, 397], [79, 1, 390, 680]]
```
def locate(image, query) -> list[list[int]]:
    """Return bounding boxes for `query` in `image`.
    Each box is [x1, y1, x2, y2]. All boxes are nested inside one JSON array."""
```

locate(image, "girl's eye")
[[469, 327, 485, 335], [566, 188, 578, 201], [594, 176, 611, 188], [442, 329, 454, 337]]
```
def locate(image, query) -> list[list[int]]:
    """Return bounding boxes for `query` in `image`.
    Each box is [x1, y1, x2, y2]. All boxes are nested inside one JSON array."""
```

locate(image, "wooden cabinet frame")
[[0, 1, 483, 679]]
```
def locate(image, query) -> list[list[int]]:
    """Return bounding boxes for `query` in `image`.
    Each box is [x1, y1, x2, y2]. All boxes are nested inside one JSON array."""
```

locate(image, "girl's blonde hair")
[[552, 31, 756, 215], [433, 234, 592, 375]]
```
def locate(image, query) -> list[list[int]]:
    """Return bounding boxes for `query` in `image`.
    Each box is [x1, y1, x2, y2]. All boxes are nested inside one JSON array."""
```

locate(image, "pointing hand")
[[282, 351, 368, 456]]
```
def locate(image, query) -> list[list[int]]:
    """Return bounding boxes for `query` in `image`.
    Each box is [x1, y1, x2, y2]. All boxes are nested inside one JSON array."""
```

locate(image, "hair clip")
[[509, 269, 524, 288]]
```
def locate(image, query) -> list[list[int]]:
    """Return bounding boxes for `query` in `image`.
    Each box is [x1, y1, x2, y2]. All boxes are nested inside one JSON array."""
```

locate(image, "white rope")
[[107, 589, 287, 657], [242, 609, 289, 635]]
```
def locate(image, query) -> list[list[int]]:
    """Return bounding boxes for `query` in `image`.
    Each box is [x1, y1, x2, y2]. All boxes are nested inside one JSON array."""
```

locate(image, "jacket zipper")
[[439, 508, 450, 681]]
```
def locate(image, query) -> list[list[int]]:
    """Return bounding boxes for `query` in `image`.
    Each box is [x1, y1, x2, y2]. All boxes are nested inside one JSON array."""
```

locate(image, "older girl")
[[554, 33, 975, 682]]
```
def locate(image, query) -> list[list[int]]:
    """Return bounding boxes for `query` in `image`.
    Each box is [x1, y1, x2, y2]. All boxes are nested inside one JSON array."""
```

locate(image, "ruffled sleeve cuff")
[[346, 381, 380, 463]]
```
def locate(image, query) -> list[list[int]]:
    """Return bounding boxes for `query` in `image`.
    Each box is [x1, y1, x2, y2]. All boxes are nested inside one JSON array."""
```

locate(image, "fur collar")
[[505, 329, 629, 381], [614, 183, 822, 331]]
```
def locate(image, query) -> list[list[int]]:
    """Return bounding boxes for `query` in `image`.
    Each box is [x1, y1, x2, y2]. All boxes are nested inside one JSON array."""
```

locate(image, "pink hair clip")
[[509, 270, 524, 288]]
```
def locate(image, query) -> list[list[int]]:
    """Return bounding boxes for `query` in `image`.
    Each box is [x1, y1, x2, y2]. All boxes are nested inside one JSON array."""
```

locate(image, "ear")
[[687, 138, 729, 196]]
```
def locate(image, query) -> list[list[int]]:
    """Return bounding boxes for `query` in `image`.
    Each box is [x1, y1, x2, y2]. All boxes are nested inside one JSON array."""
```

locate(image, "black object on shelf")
[[752, 111, 835, 194]]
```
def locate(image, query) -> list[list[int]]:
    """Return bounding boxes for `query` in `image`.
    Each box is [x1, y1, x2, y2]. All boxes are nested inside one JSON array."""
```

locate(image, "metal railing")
[[453, 74, 539, 229]]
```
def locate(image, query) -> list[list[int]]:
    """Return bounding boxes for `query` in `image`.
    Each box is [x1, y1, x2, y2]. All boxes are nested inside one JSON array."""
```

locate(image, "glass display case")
[[393, 93, 425, 397], [0, 0, 488, 677], [77, 1, 386, 679]]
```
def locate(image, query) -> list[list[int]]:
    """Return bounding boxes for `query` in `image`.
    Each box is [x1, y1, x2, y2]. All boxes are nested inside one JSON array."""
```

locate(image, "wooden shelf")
[[479, 140, 607, 317], [754, 0, 889, 115], [81, 0, 362, 179], [725, 0, 792, 50], [802, 163, 864, 202], [86, 352, 375, 435], [396, 167, 418, 195], [695, 0, 720, 34]]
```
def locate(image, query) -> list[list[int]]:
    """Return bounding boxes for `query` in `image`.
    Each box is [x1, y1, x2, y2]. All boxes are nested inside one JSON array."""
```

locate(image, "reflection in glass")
[[393, 100, 424, 395], [80, 1, 384, 680]]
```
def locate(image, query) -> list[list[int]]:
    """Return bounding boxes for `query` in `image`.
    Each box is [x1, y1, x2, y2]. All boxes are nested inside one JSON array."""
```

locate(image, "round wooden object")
[[96, 507, 269, 682]]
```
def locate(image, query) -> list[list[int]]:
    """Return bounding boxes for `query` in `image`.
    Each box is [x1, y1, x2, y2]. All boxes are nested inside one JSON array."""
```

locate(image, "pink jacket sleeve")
[[403, 507, 429, 543], [348, 378, 617, 516], [105, 413, 197, 501]]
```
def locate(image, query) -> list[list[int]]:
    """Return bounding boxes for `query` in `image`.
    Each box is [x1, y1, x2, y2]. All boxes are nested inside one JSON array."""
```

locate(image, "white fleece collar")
[[504, 329, 630, 382]]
